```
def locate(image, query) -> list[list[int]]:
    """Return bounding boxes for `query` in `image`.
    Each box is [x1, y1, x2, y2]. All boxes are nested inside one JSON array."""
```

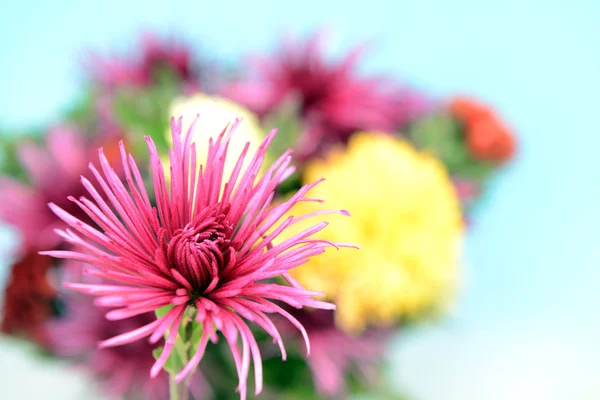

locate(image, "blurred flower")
[[223, 31, 428, 161], [285, 309, 388, 397], [287, 133, 464, 332], [1, 252, 56, 345], [0, 126, 121, 251], [0, 127, 91, 250], [167, 94, 265, 179], [449, 96, 516, 163], [46, 292, 208, 400], [43, 117, 352, 400], [90, 33, 198, 90]]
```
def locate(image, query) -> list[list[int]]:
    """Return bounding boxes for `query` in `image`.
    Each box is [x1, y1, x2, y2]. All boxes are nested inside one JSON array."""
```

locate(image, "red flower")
[[449, 96, 516, 163], [1, 252, 56, 345]]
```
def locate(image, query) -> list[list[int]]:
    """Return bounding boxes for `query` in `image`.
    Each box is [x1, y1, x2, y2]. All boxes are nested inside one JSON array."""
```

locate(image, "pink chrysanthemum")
[[223, 30, 429, 160], [46, 291, 209, 400], [42, 117, 352, 399], [89, 33, 198, 90]]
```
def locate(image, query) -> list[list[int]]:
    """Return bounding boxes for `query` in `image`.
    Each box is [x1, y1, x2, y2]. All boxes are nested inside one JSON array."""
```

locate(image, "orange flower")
[[467, 117, 516, 163], [449, 96, 516, 163]]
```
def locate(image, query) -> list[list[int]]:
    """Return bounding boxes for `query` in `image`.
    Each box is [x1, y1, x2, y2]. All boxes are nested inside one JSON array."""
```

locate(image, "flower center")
[[167, 210, 232, 297]]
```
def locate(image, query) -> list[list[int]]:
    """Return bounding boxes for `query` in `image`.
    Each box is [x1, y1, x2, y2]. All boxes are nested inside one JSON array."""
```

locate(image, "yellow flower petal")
[[287, 132, 464, 332]]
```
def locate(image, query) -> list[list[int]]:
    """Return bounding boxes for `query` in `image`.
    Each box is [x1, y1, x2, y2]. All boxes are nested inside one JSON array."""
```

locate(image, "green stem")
[[169, 311, 196, 400], [169, 373, 191, 400]]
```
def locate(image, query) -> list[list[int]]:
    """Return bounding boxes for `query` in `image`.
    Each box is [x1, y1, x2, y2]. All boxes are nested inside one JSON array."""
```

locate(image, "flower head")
[[90, 33, 198, 90], [223, 31, 428, 160], [1, 252, 57, 345], [0, 126, 116, 251], [45, 291, 208, 400], [43, 117, 351, 399], [449, 96, 516, 163], [285, 133, 463, 332]]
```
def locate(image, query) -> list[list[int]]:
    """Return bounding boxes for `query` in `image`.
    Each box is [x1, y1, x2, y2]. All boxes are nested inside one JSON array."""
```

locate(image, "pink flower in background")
[[284, 310, 388, 397], [46, 294, 170, 400], [90, 33, 199, 90], [0, 126, 120, 251], [43, 117, 353, 399], [223, 30, 429, 160], [46, 292, 209, 400]]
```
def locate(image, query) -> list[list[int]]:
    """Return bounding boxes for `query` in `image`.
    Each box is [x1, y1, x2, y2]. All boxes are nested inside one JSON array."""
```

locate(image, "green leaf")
[[452, 158, 497, 180], [407, 112, 499, 182], [111, 74, 183, 158], [152, 346, 163, 360], [262, 105, 303, 164], [189, 320, 204, 354], [275, 170, 302, 197], [62, 89, 98, 128], [408, 112, 464, 166], [0, 129, 44, 179], [155, 304, 174, 319], [152, 345, 185, 376]]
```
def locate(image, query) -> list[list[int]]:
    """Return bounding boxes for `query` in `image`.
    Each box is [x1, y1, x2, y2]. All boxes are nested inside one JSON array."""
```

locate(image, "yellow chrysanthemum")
[[288, 132, 464, 332], [166, 94, 265, 180]]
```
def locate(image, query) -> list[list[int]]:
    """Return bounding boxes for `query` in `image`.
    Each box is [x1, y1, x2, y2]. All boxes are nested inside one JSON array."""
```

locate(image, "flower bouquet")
[[0, 30, 515, 400]]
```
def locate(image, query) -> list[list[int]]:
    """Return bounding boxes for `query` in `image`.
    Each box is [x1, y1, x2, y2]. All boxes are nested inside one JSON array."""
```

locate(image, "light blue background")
[[1, 1, 598, 398]]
